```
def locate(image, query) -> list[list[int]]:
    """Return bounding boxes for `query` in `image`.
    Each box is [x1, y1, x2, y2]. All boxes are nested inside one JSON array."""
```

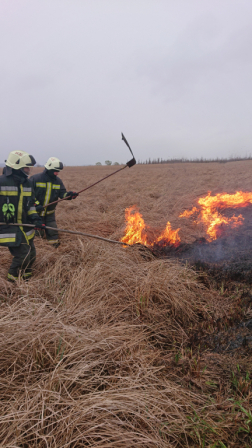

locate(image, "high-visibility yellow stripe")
[[36, 182, 46, 187], [7, 273, 18, 281], [48, 239, 59, 244], [42, 182, 52, 217], [46, 209, 55, 215], [27, 231, 35, 240], [27, 210, 37, 215], [0, 191, 18, 196], [52, 184, 60, 189], [18, 185, 29, 244], [0, 237, 16, 243], [17, 185, 23, 224], [22, 192, 32, 196], [23, 272, 32, 278], [0, 233, 16, 238]]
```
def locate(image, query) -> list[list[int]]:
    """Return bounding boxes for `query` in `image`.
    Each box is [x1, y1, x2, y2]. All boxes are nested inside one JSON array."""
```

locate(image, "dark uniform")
[[0, 168, 40, 281], [30, 169, 71, 246]]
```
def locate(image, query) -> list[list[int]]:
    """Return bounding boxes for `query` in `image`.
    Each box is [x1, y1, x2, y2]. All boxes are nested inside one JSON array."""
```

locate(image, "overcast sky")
[[1, 0, 252, 165]]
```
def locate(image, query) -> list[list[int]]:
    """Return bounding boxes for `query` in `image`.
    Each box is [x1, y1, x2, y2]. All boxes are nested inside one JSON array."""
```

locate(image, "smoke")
[[159, 205, 252, 281]]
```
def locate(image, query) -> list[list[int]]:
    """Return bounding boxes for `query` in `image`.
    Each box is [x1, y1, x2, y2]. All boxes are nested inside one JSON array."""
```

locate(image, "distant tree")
[[113, 162, 120, 165], [105, 160, 112, 165], [96, 162, 102, 165]]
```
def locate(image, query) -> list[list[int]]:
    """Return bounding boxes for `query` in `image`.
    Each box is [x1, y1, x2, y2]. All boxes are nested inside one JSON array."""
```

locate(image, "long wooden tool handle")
[[0, 222, 130, 246], [43, 165, 127, 209]]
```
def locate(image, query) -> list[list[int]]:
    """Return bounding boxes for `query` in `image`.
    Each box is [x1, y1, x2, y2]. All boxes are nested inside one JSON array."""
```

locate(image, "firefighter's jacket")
[[30, 170, 67, 217], [0, 172, 38, 247]]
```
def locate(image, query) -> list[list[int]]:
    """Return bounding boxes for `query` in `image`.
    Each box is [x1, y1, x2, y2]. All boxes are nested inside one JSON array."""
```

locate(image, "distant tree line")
[[137, 156, 252, 164], [96, 161, 121, 166]]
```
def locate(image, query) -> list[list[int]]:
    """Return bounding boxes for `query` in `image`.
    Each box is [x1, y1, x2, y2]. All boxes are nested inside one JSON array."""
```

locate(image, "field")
[[0, 162, 252, 447]]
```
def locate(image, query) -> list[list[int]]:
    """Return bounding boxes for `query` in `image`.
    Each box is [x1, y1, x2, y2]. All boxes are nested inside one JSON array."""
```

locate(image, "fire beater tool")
[[0, 223, 130, 246], [42, 133, 136, 210]]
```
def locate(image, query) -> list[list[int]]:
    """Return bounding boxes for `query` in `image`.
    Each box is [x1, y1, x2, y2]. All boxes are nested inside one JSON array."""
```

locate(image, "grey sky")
[[1, 0, 252, 165]]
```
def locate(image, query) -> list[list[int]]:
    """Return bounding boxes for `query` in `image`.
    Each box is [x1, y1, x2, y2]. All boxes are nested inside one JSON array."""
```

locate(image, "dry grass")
[[1, 162, 252, 447]]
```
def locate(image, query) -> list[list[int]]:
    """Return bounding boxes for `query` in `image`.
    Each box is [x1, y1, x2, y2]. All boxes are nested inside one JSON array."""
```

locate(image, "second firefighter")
[[30, 157, 78, 247]]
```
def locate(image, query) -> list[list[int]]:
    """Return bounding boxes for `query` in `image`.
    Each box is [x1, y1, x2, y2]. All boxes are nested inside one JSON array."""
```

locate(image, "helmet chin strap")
[[21, 168, 29, 177]]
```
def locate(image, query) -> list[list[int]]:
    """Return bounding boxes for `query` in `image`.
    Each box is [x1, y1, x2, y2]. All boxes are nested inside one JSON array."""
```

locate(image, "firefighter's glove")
[[66, 191, 79, 200], [35, 203, 44, 213], [33, 218, 45, 230]]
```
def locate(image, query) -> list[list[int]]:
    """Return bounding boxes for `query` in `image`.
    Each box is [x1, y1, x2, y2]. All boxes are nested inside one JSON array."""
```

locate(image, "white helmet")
[[5, 150, 36, 170], [44, 157, 63, 171]]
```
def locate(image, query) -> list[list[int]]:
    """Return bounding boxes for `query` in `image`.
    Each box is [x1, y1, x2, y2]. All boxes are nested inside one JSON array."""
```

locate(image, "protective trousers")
[[40, 212, 59, 244], [8, 234, 36, 280]]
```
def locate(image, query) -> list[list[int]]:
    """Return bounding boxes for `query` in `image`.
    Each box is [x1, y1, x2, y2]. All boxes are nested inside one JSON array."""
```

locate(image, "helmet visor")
[[26, 155, 36, 166], [54, 162, 63, 171]]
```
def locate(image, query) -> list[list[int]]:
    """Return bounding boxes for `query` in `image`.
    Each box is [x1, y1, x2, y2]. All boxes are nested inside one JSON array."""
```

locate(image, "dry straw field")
[[0, 162, 252, 447]]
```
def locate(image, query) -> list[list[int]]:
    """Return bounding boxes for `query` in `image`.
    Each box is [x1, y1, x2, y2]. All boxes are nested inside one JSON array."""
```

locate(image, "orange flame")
[[121, 191, 252, 247], [121, 206, 181, 247], [155, 222, 181, 246], [179, 191, 252, 240], [121, 206, 148, 246]]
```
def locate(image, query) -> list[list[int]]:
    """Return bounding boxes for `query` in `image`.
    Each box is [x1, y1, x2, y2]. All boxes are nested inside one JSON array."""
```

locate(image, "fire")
[[121, 206, 148, 246], [155, 222, 181, 246], [121, 206, 181, 247], [179, 191, 252, 240], [121, 191, 252, 247]]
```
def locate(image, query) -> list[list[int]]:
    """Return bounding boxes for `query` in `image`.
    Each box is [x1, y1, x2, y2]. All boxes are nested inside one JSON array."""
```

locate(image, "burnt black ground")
[[153, 205, 252, 282], [149, 206, 252, 355]]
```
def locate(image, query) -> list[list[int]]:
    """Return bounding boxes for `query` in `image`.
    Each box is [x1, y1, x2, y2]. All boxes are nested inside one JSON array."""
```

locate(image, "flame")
[[121, 206, 148, 246], [121, 206, 181, 247], [155, 222, 181, 246], [180, 206, 198, 218], [121, 191, 252, 247], [179, 191, 252, 240]]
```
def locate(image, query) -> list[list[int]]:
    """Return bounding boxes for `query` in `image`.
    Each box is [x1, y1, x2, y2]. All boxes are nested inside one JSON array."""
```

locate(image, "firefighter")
[[0, 150, 43, 281], [30, 157, 78, 247]]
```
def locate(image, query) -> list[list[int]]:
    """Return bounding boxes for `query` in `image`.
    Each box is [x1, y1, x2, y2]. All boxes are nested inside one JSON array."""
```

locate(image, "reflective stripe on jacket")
[[30, 170, 67, 216], [0, 174, 38, 247]]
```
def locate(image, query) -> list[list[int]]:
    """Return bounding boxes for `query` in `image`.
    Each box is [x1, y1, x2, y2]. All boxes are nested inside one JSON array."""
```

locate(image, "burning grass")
[[1, 163, 252, 446]]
